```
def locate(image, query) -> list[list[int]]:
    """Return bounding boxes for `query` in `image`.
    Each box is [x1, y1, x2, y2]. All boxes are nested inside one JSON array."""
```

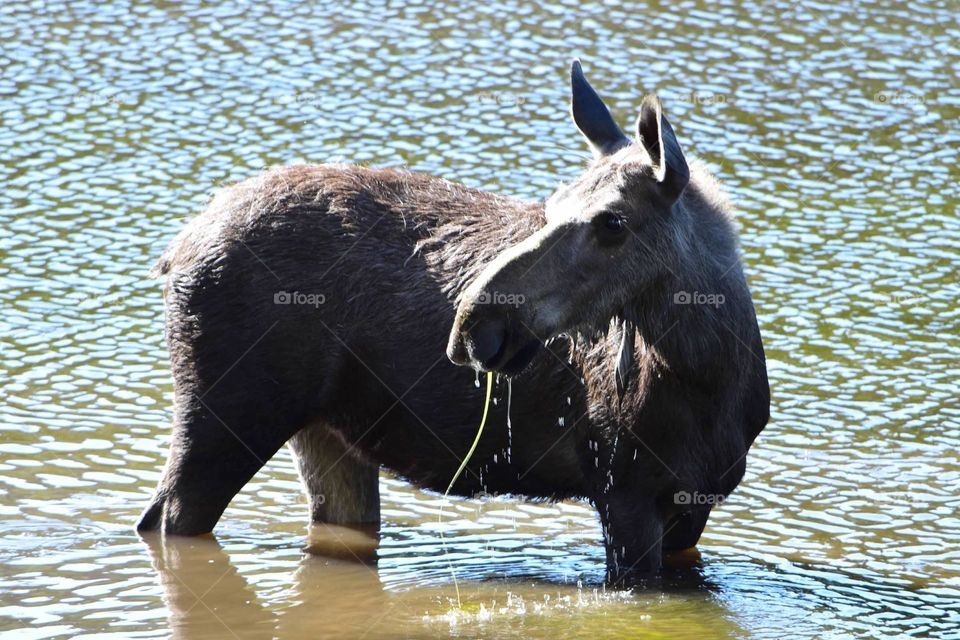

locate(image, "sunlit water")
[[1, 0, 958, 638]]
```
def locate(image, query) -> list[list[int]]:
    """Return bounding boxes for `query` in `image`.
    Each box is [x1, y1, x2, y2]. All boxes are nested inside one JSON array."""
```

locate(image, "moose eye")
[[604, 213, 625, 234]]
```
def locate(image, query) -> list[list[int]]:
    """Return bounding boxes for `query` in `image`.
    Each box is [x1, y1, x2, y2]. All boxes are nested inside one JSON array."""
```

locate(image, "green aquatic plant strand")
[[445, 371, 494, 496], [439, 370, 494, 608]]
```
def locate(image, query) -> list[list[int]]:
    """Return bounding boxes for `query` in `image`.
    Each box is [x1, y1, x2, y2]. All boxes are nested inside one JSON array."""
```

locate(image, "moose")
[[138, 60, 770, 586]]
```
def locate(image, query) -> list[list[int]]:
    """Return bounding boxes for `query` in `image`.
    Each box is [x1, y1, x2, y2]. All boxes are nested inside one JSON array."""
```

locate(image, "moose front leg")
[[596, 494, 665, 586], [288, 421, 380, 563], [288, 421, 380, 527]]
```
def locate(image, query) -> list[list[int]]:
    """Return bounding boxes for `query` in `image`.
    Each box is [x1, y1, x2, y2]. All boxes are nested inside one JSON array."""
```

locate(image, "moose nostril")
[[471, 318, 509, 369], [446, 330, 470, 365]]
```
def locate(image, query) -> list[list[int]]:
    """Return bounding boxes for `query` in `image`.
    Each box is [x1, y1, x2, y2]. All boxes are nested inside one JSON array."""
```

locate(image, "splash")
[[425, 585, 639, 627]]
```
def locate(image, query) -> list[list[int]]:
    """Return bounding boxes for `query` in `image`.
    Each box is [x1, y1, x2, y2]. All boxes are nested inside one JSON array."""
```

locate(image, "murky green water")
[[1, 0, 958, 638]]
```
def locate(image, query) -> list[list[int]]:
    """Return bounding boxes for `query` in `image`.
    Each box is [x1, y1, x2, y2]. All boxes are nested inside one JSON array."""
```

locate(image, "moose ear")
[[570, 59, 630, 158], [635, 95, 689, 202]]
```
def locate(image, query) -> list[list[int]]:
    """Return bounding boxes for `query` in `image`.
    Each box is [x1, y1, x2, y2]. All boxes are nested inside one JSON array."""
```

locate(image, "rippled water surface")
[[1, 0, 958, 638]]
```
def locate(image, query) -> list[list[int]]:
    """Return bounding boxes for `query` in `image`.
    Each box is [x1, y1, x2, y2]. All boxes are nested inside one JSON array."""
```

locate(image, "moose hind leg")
[[137, 398, 298, 536], [288, 421, 380, 527]]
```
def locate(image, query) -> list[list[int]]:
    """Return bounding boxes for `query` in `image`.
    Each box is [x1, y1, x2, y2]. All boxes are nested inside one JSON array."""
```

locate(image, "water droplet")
[[506, 379, 513, 464]]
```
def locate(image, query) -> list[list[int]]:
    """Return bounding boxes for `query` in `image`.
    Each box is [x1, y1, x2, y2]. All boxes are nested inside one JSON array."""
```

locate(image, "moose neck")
[[624, 195, 746, 382]]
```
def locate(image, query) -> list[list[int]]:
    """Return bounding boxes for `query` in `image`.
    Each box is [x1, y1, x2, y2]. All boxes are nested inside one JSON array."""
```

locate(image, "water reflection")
[[146, 535, 275, 639], [301, 522, 380, 563], [145, 533, 394, 639], [143, 533, 749, 640]]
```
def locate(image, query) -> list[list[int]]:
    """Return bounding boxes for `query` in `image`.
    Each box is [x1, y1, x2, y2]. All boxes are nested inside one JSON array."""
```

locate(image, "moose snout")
[[447, 298, 543, 376], [446, 312, 509, 370]]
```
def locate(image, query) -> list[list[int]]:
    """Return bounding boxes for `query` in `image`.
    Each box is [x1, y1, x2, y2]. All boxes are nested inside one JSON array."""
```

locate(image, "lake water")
[[1, 0, 958, 638]]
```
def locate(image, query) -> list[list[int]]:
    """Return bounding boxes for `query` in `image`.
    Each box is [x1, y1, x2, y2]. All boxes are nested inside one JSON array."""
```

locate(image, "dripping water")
[[506, 379, 513, 464]]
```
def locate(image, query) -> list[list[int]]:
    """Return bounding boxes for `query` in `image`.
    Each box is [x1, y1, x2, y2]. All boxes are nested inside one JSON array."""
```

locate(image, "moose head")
[[447, 60, 690, 386]]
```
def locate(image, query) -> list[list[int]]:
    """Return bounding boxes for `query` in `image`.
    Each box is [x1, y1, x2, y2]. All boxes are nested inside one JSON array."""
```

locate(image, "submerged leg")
[[597, 494, 665, 586]]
